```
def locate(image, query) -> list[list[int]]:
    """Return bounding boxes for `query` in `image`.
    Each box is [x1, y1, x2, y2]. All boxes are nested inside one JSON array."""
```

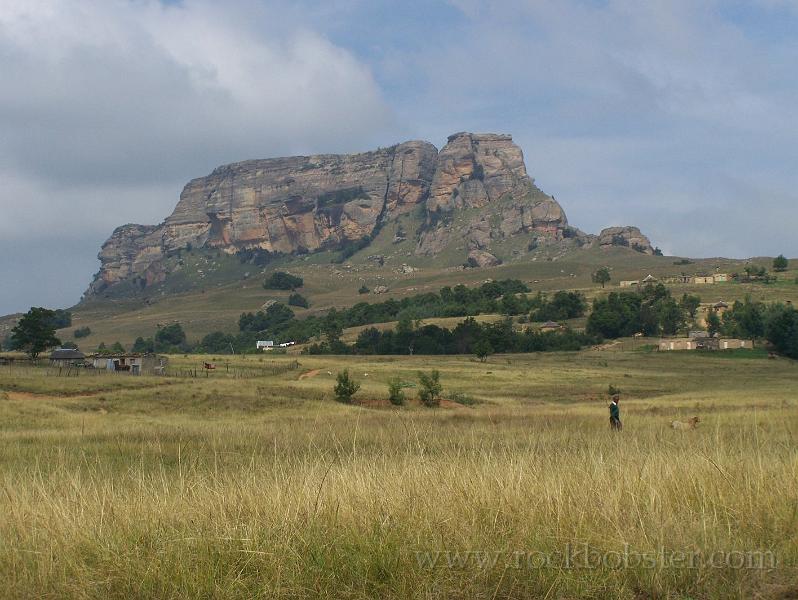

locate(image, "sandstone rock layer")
[[87, 132, 653, 295]]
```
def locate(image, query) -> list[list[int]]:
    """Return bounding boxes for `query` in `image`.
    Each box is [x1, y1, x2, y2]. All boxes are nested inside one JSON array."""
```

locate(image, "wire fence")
[[168, 360, 301, 379], [0, 359, 301, 380]]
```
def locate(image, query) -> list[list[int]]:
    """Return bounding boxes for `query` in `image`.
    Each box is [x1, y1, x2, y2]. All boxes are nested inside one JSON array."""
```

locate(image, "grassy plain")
[[1, 349, 797, 598]]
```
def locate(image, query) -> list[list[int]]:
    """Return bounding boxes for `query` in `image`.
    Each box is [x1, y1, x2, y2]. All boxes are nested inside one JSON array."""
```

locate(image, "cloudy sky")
[[1, 0, 797, 315]]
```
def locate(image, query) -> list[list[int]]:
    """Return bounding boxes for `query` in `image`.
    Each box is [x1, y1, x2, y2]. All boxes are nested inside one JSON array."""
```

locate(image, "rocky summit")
[[87, 132, 653, 296]]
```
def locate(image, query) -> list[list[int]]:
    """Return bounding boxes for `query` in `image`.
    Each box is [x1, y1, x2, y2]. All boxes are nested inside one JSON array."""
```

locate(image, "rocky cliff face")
[[87, 132, 652, 296], [416, 132, 568, 256]]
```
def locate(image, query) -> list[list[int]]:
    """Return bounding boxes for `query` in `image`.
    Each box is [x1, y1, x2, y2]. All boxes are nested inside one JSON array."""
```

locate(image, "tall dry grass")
[[1, 353, 797, 598]]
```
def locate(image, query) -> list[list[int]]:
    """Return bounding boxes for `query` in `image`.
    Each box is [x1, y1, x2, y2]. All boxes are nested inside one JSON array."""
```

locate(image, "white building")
[[256, 340, 274, 351]]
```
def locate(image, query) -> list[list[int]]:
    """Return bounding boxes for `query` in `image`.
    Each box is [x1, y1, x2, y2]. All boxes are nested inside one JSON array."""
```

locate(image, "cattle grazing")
[[671, 416, 700, 430]]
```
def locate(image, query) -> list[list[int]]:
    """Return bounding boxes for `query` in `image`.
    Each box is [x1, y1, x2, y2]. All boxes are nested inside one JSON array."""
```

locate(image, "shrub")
[[473, 339, 493, 362], [334, 370, 360, 404], [358, 285, 370, 295], [448, 391, 479, 406], [264, 271, 303, 290], [773, 255, 789, 272], [288, 293, 309, 308], [608, 384, 622, 397], [387, 377, 406, 406], [418, 370, 442, 407], [73, 326, 92, 339], [333, 236, 372, 264], [611, 234, 629, 247]]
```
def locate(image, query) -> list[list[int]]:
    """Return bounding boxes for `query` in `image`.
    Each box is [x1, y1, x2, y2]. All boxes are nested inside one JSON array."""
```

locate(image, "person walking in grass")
[[609, 394, 622, 430]]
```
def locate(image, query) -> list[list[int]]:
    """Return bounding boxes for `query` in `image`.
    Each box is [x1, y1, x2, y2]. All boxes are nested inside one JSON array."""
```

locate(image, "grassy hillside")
[[58, 247, 798, 350], [1, 350, 796, 598]]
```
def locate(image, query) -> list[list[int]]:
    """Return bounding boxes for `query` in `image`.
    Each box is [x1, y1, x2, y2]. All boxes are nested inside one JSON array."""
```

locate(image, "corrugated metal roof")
[[50, 349, 85, 360]]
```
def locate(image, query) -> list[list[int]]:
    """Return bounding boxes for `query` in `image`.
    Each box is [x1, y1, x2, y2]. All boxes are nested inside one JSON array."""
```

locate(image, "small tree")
[[358, 285, 370, 294], [155, 323, 186, 351], [418, 370, 443, 407], [707, 311, 722, 337], [334, 370, 360, 404], [387, 377, 405, 406], [773, 255, 789, 272], [680, 293, 701, 319], [592, 267, 611, 288], [473, 339, 493, 362], [132, 336, 155, 353], [110, 341, 126, 353], [658, 299, 684, 336], [10, 307, 61, 358]]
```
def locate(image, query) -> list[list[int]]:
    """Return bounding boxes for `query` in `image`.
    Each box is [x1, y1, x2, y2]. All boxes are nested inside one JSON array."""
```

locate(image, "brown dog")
[[671, 416, 700, 430]]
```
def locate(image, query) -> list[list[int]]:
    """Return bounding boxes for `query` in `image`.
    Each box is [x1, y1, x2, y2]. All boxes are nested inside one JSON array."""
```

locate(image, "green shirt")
[[609, 401, 620, 420]]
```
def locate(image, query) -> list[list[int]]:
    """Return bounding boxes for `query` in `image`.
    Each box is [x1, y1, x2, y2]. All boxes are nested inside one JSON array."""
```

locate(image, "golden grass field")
[[1, 349, 797, 599]]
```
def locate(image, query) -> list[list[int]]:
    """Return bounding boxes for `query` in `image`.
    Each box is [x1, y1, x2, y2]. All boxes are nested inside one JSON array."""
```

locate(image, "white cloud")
[[409, 0, 798, 258], [0, 0, 395, 314]]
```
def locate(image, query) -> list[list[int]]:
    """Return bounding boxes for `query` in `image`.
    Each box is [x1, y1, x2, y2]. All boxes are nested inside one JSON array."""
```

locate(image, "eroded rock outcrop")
[[87, 132, 653, 295], [467, 249, 502, 268], [596, 226, 655, 255], [89, 141, 437, 293], [416, 133, 570, 256]]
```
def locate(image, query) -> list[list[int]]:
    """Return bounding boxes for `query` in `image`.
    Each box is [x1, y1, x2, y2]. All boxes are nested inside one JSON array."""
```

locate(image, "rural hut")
[[91, 353, 165, 375], [50, 348, 86, 366], [539, 321, 562, 332]]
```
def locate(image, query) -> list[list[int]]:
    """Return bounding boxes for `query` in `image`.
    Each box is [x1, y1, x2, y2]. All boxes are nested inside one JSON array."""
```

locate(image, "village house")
[[712, 301, 730, 313], [50, 348, 86, 366], [91, 353, 163, 375], [256, 340, 274, 351], [696, 301, 730, 328], [661, 273, 729, 285], [619, 280, 639, 288], [658, 338, 753, 352], [539, 321, 562, 332]]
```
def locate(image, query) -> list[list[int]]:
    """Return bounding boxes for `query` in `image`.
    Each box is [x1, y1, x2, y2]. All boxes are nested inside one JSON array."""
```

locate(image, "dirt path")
[[298, 369, 321, 380], [6, 391, 97, 402]]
